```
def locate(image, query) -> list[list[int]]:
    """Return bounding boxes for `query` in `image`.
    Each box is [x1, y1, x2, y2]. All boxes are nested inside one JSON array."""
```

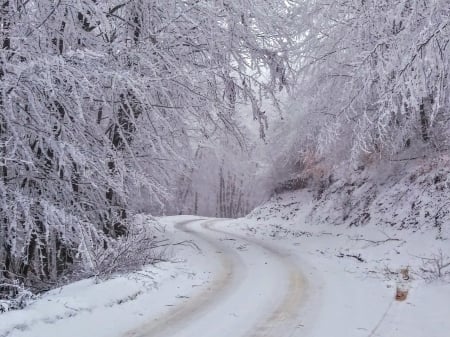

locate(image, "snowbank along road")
[[126, 218, 309, 337]]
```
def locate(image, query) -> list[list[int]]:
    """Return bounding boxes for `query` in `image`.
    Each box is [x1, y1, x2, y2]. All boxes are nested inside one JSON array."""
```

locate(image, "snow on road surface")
[[2, 215, 449, 337], [126, 218, 309, 337], [1, 217, 313, 337]]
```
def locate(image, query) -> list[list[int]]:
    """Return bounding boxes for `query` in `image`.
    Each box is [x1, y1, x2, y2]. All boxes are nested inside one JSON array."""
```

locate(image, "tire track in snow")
[[125, 219, 240, 337], [204, 221, 307, 337], [125, 218, 308, 337]]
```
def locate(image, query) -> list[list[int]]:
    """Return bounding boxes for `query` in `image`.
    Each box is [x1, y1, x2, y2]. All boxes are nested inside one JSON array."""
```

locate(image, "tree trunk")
[[420, 96, 432, 142], [0, 0, 10, 283]]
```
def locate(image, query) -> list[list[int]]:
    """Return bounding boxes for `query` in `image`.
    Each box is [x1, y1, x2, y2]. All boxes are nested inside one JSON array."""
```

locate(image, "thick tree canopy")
[[272, 0, 450, 182], [0, 0, 300, 296]]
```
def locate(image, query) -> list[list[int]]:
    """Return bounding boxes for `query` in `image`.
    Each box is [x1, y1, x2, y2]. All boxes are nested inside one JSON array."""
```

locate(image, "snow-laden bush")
[[0, 282, 34, 313], [79, 217, 170, 279], [418, 250, 450, 282]]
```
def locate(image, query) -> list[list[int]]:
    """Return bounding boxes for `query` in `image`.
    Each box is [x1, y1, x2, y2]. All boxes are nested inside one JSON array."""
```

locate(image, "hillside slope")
[[225, 159, 450, 336]]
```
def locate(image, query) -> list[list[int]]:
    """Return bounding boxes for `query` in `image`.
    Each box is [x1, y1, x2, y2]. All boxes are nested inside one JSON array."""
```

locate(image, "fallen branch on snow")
[[337, 252, 365, 262], [350, 231, 403, 246]]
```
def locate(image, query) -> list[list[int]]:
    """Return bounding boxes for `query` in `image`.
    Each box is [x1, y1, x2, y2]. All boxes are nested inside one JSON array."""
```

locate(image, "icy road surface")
[[125, 218, 308, 337]]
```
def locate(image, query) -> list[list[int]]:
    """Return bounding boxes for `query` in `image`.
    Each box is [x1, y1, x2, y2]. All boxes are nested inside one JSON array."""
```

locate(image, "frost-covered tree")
[[0, 0, 300, 296], [278, 0, 450, 177]]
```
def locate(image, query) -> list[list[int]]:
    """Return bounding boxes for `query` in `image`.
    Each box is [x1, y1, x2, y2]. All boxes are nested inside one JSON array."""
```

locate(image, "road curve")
[[125, 218, 308, 337]]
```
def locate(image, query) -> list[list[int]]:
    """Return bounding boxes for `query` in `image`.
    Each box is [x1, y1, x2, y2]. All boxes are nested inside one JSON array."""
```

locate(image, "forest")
[[1, 0, 449, 305]]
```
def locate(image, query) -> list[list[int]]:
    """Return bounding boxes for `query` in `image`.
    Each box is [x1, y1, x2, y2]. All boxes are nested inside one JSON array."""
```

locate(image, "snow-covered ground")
[[226, 189, 450, 337], [1, 201, 449, 337]]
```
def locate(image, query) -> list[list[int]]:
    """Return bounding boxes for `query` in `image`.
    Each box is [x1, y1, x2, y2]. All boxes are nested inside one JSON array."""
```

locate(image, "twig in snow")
[[337, 252, 365, 262], [350, 231, 403, 246]]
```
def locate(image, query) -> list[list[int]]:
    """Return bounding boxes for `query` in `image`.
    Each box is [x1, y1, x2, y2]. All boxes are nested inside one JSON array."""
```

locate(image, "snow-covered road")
[[3, 215, 449, 337], [126, 218, 308, 337]]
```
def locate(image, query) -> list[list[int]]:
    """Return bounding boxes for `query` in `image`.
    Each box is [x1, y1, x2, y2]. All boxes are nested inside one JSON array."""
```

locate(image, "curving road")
[[126, 218, 308, 337]]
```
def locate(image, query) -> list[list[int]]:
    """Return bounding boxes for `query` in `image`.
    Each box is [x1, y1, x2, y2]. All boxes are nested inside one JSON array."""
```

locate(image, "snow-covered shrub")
[[80, 217, 169, 279], [418, 250, 450, 282], [0, 282, 34, 313]]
